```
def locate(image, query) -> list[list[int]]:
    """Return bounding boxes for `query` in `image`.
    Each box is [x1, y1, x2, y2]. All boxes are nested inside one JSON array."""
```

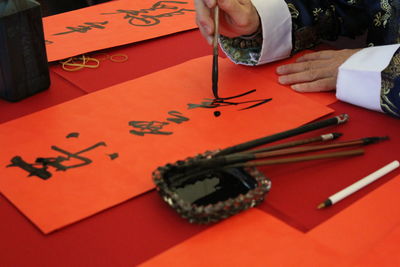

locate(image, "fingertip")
[[198, 19, 212, 34], [276, 66, 284, 74], [278, 76, 287, 84], [291, 84, 302, 92], [206, 36, 213, 45]]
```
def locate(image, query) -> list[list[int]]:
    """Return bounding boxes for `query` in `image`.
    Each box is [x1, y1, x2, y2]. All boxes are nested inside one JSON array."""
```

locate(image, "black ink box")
[[153, 151, 271, 224], [0, 0, 50, 102]]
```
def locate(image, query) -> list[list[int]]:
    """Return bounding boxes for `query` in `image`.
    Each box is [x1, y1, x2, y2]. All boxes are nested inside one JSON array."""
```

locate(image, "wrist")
[[240, 24, 262, 40]]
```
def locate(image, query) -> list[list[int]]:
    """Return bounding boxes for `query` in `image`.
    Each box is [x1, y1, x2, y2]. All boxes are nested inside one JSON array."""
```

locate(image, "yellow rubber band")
[[109, 54, 128, 63]]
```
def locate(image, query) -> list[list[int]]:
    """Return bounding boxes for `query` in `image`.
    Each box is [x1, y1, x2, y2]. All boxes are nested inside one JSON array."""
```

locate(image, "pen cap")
[[0, 0, 50, 102]]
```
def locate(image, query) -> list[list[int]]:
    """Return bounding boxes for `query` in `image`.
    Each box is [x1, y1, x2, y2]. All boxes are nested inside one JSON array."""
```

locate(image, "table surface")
[[1, 29, 400, 267]]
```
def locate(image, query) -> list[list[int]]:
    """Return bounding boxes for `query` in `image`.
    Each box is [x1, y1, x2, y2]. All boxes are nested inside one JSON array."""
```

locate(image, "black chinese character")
[[129, 121, 172, 136], [53, 21, 109, 35], [166, 110, 189, 124], [101, 1, 194, 27], [7, 142, 107, 180]]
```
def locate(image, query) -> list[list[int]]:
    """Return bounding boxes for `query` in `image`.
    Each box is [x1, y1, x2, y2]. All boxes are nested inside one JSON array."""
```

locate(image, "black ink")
[[214, 111, 221, 117], [129, 121, 172, 136], [53, 21, 109, 36], [108, 153, 119, 160], [166, 110, 189, 124], [236, 98, 272, 110], [7, 142, 107, 180], [7, 156, 51, 180], [187, 89, 272, 111], [101, 1, 194, 27], [66, 132, 80, 138], [172, 167, 258, 206], [129, 110, 189, 136]]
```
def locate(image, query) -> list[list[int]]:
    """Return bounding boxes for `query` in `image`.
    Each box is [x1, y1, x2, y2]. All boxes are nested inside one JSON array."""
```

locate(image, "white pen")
[[318, 160, 400, 209]]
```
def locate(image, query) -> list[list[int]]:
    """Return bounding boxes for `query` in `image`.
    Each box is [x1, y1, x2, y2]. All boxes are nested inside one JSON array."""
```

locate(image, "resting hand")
[[276, 49, 361, 92], [195, 0, 260, 45]]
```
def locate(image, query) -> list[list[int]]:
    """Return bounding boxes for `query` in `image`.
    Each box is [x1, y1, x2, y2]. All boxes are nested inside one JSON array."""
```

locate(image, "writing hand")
[[276, 49, 361, 92], [195, 0, 260, 45]]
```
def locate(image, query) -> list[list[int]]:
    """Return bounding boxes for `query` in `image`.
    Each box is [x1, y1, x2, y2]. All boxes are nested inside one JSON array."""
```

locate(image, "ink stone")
[[170, 167, 258, 206], [0, 0, 50, 101], [153, 153, 271, 223]]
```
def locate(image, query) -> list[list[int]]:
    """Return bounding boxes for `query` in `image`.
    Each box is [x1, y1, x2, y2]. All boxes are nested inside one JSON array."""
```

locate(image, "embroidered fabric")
[[219, 32, 263, 66], [381, 48, 400, 117]]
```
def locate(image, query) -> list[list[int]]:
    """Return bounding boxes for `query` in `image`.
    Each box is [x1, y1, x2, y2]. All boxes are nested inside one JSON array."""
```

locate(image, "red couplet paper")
[[0, 56, 332, 233], [139, 209, 343, 267], [43, 0, 198, 62], [140, 175, 400, 266]]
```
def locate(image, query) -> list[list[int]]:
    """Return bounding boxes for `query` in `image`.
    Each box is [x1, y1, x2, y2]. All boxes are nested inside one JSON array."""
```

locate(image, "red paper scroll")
[[0, 56, 332, 233], [43, 0, 198, 61], [141, 175, 400, 266]]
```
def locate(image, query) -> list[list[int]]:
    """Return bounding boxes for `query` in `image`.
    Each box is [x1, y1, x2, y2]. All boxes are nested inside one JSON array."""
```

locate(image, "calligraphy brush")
[[168, 136, 387, 185], [226, 149, 365, 168], [215, 114, 349, 156], [212, 5, 219, 99], [172, 114, 349, 174], [248, 132, 342, 154], [169, 149, 365, 188], [239, 136, 388, 159]]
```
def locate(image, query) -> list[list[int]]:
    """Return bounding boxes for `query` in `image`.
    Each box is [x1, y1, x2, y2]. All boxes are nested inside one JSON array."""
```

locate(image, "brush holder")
[[0, 0, 50, 101]]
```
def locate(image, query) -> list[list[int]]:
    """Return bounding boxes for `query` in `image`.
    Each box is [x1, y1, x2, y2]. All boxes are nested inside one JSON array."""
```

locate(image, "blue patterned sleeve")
[[222, 0, 400, 61], [381, 47, 400, 118]]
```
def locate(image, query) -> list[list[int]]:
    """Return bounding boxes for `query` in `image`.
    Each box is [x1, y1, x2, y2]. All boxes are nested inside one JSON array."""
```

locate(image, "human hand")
[[195, 0, 260, 45], [276, 49, 361, 92]]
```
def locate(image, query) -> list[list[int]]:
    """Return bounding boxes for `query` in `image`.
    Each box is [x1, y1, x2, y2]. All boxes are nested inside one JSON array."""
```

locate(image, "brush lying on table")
[[152, 113, 389, 224], [168, 136, 388, 188], [171, 114, 350, 176]]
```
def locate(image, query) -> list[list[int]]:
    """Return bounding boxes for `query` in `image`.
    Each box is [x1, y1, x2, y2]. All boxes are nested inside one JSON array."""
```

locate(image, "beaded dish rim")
[[152, 151, 271, 224]]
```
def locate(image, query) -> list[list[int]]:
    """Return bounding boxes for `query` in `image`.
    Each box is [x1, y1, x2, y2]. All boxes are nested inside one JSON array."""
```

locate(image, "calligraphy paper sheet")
[[50, 45, 338, 107], [0, 56, 332, 233], [43, 0, 197, 61], [141, 175, 400, 266]]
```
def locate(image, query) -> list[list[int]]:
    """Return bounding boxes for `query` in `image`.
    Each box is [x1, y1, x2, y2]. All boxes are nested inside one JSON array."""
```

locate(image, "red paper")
[[0, 56, 332, 233], [43, 0, 198, 61], [139, 209, 342, 267], [140, 175, 400, 266], [256, 101, 400, 232], [309, 174, 400, 257]]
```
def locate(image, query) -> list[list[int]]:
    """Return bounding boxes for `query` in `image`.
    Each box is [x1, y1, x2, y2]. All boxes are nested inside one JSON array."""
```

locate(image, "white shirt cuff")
[[251, 0, 292, 64], [336, 44, 400, 112]]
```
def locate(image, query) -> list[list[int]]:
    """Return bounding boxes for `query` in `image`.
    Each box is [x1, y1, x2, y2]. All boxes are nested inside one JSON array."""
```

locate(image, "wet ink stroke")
[[108, 153, 119, 160], [187, 89, 272, 111], [66, 132, 80, 138]]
